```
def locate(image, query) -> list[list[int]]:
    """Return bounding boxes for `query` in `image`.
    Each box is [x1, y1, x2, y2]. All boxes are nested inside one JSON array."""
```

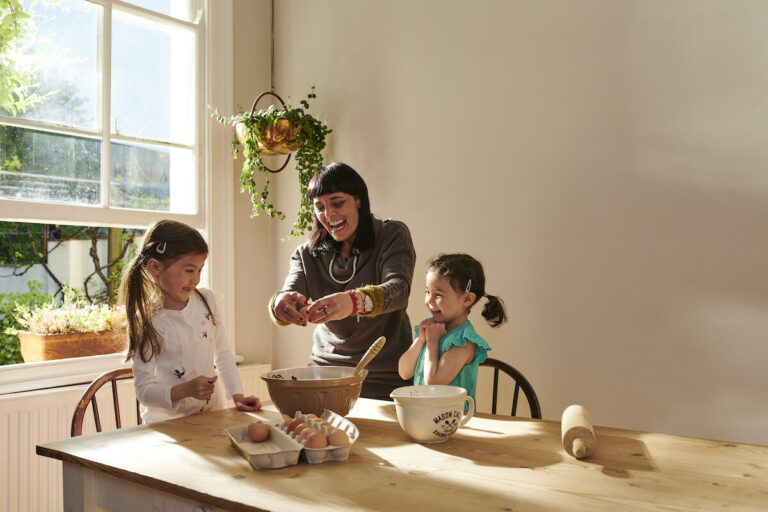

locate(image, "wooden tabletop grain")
[[37, 398, 768, 511]]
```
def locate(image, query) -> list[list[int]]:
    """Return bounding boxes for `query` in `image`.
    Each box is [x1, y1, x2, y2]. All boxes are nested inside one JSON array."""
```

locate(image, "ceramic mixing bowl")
[[261, 366, 367, 417], [390, 385, 475, 443]]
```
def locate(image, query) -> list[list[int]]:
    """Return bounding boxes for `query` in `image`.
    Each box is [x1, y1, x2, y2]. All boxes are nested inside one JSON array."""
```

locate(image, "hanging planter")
[[211, 87, 332, 238], [235, 115, 299, 155]]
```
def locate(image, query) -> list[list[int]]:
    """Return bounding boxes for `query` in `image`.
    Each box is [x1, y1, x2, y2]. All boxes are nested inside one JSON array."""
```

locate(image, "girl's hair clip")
[[156, 242, 167, 254], [465, 278, 472, 293]]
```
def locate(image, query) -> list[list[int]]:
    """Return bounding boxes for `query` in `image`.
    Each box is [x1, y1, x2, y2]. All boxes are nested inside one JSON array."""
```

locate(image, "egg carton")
[[225, 422, 302, 469], [279, 409, 360, 464]]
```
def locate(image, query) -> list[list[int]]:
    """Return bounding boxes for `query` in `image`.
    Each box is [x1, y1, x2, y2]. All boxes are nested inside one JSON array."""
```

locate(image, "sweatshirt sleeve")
[[279, 244, 310, 297], [132, 349, 175, 411], [375, 220, 416, 314]]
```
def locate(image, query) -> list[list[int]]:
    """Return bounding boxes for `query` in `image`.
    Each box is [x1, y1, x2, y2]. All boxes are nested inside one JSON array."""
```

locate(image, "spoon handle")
[[353, 336, 386, 376]]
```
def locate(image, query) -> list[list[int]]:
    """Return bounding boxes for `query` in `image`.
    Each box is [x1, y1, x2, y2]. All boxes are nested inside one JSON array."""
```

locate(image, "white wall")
[[232, 0, 768, 445], [231, 0, 275, 365]]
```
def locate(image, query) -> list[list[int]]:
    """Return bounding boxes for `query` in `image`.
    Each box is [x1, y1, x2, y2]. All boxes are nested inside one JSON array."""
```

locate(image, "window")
[[0, 0, 236, 393], [1, 0, 200, 216]]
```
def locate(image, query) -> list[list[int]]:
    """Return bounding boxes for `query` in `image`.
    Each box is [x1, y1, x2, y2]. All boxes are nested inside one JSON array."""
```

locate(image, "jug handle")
[[460, 396, 475, 427]]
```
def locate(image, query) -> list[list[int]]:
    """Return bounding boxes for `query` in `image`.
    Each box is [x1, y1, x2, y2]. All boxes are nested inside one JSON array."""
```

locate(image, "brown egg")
[[305, 430, 328, 449], [282, 414, 292, 426], [287, 418, 304, 433], [298, 426, 318, 441], [327, 428, 350, 446], [293, 422, 311, 436], [247, 421, 270, 442], [305, 413, 319, 420]]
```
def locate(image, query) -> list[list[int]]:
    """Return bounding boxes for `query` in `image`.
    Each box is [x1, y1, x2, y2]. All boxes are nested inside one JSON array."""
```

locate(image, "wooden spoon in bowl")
[[352, 336, 386, 377]]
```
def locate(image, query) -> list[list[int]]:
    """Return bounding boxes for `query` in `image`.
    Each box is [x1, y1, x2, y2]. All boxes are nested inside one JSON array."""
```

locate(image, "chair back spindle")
[[71, 367, 142, 437], [480, 358, 542, 419]]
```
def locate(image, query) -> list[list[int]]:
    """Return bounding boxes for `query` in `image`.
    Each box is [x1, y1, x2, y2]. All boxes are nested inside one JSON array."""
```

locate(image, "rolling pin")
[[561, 404, 596, 459]]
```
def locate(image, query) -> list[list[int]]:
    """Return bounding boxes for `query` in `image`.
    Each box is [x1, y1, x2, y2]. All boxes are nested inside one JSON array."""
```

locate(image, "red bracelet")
[[346, 290, 357, 317]]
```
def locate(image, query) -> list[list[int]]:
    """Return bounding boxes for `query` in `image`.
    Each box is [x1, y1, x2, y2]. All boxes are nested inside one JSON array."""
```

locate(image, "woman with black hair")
[[268, 162, 416, 399]]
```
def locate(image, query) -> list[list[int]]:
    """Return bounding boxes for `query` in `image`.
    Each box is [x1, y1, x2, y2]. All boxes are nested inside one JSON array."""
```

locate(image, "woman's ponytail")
[[481, 294, 507, 328]]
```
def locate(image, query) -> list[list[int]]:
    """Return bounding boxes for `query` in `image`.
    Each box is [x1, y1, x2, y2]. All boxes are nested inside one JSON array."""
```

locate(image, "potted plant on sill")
[[211, 87, 332, 238], [8, 286, 127, 363]]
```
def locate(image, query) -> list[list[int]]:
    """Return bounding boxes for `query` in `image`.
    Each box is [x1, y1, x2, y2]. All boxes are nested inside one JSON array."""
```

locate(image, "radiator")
[[0, 363, 271, 512]]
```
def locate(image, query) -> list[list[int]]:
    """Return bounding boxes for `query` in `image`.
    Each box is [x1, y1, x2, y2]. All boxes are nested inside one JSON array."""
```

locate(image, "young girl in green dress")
[[398, 253, 507, 401]]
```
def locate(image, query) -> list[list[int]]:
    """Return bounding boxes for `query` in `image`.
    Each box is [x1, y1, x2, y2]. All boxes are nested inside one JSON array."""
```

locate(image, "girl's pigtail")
[[120, 252, 161, 363], [481, 294, 507, 328]]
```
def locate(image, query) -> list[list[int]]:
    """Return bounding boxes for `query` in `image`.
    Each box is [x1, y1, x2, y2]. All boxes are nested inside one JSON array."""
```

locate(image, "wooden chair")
[[480, 358, 542, 419], [71, 367, 142, 437]]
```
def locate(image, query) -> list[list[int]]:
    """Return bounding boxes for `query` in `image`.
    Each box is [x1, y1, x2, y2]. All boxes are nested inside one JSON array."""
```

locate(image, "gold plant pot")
[[235, 118, 300, 155]]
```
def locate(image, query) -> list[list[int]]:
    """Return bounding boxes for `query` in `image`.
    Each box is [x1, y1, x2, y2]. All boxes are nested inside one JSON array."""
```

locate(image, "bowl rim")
[[261, 366, 367, 386], [390, 384, 468, 400]]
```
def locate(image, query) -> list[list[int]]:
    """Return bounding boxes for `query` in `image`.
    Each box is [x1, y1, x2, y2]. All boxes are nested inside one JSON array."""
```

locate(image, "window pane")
[[3, 0, 99, 129], [110, 142, 195, 213], [112, 10, 196, 145], [121, 0, 198, 22], [0, 125, 101, 205], [0, 221, 143, 366]]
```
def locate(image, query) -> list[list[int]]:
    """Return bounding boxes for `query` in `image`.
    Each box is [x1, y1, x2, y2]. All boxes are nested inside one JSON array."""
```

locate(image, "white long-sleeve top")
[[132, 288, 243, 423]]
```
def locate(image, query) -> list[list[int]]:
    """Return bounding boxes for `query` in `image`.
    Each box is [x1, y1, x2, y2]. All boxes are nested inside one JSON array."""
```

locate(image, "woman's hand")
[[233, 394, 262, 412], [275, 292, 310, 326], [306, 292, 355, 324]]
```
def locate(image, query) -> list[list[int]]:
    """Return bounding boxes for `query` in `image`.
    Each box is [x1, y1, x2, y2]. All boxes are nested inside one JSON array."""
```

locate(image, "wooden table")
[[37, 399, 768, 511]]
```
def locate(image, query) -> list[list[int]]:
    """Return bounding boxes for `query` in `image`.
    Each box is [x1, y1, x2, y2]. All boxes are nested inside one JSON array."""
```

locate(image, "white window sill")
[[0, 352, 248, 395], [0, 354, 131, 395]]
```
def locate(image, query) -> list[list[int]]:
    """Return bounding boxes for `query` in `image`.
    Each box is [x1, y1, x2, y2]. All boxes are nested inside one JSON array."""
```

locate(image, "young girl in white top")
[[120, 219, 261, 423]]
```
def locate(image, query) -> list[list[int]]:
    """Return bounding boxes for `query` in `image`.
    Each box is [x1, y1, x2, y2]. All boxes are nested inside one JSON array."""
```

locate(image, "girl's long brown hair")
[[120, 220, 212, 363]]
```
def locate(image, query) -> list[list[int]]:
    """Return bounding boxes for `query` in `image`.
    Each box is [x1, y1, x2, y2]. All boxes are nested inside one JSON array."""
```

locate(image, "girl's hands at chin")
[[424, 321, 447, 342]]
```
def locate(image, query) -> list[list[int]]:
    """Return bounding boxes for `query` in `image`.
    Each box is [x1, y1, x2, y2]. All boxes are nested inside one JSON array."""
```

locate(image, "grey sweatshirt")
[[280, 217, 416, 399]]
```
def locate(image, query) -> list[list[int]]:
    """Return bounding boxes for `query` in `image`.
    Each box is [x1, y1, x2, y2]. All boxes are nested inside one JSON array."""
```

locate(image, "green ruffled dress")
[[412, 320, 491, 401]]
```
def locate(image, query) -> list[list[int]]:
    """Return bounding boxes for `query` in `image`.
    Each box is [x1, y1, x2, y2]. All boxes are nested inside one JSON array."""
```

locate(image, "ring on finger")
[[320, 305, 329, 317]]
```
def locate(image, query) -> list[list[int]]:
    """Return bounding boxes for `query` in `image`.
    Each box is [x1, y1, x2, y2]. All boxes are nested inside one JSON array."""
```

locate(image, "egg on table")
[[294, 422, 311, 436], [287, 417, 305, 433], [247, 421, 270, 442], [304, 430, 329, 449], [327, 428, 350, 446]]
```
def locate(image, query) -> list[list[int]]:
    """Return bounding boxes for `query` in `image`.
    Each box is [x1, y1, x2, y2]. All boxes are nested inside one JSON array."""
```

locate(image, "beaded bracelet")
[[345, 289, 358, 317]]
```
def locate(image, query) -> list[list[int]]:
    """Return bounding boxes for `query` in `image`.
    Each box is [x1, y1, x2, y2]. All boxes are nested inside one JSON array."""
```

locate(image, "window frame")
[[0, 0, 236, 394]]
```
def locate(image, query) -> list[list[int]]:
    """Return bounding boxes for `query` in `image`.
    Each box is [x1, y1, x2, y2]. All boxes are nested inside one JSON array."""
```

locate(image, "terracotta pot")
[[18, 329, 128, 363], [235, 118, 300, 155]]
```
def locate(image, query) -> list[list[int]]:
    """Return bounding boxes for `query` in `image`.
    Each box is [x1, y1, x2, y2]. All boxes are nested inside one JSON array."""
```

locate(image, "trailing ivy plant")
[[211, 87, 332, 238]]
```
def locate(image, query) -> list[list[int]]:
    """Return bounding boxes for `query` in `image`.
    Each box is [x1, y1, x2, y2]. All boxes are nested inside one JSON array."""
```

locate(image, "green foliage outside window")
[[0, 222, 107, 266], [0, 280, 48, 365], [0, 0, 48, 116]]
